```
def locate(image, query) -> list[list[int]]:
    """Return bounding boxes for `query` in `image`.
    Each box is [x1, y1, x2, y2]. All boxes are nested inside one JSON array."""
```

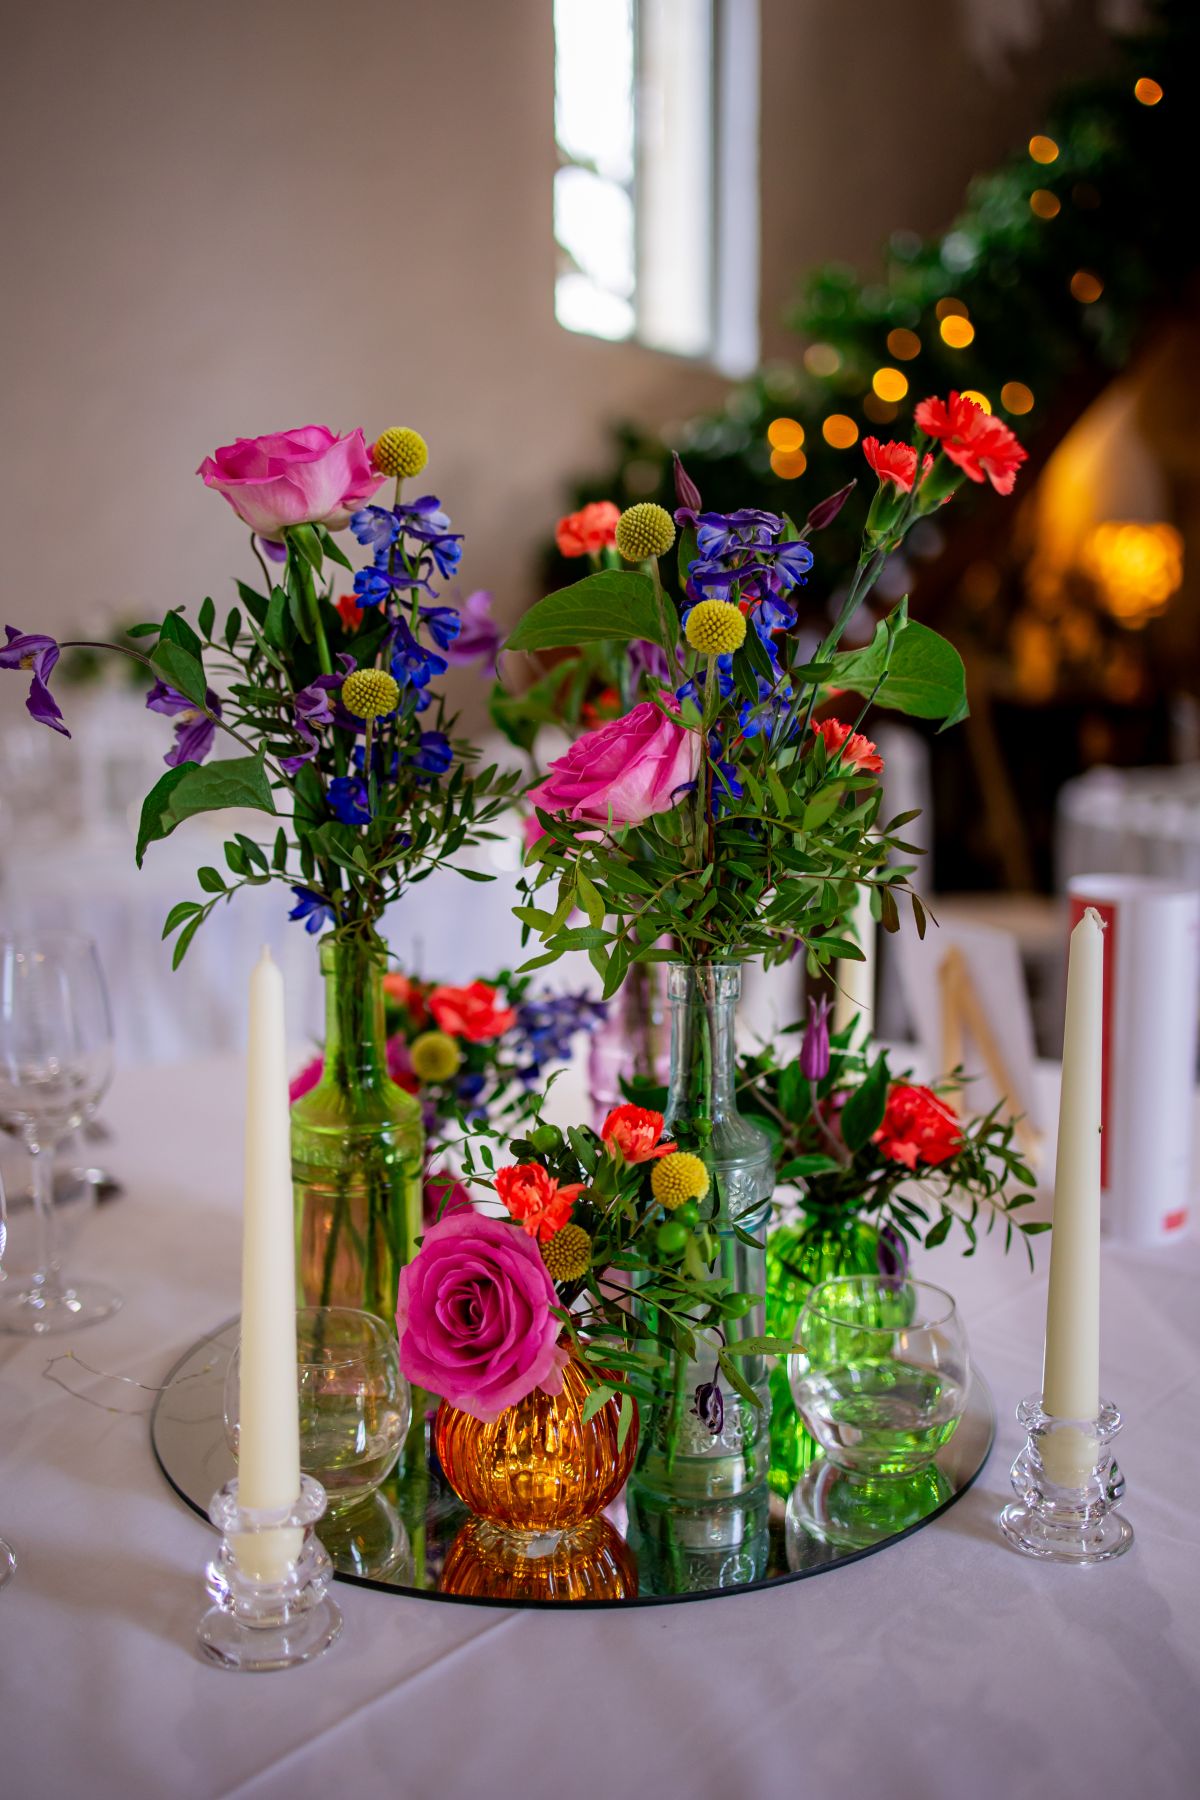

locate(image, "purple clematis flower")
[[278, 657, 355, 774], [442, 589, 502, 671], [288, 887, 336, 934], [692, 1375, 724, 1435], [799, 995, 832, 1081], [255, 535, 288, 564], [1, 627, 69, 736], [146, 681, 222, 767]]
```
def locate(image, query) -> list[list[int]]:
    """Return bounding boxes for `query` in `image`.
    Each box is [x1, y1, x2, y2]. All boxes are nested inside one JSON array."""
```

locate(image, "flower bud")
[[807, 480, 856, 533], [799, 995, 832, 1081], [672, 450, 703, 518]]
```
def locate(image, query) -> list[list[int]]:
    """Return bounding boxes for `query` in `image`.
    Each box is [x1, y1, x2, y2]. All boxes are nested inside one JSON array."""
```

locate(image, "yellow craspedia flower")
[[410, 1030, 462, 1083], [371, 427, 428, 480], [341, 668, 400, 719], [615, 502, 676, 562], [651, 1152, 710, 1210], [686, 600, 747, 657], [541, 1223, 593, 1283]]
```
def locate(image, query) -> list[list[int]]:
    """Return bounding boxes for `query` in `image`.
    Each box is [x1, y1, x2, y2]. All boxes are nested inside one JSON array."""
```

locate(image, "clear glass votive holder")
[[225, 1307, 410, 1515], [197, 1473, 342, 1671], [789, 1275, 971, 1478], [999, 1394, 1133, 1564]]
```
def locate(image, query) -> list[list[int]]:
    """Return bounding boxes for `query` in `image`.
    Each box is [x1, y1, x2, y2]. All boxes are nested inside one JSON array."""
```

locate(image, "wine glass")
[[0, 933, 121, 1334], [0, 1167, 18, 1585]]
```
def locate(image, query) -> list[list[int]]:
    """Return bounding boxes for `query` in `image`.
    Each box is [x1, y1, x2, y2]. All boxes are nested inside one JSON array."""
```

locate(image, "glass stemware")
[[0, 933, 121, 1334], [0, 1168, 18, 1585], [789, 1275, 971, 1478]]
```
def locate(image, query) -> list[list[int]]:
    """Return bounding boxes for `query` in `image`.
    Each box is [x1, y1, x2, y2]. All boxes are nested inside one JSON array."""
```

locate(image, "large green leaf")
[[149, 639, 208, 708], [505, 570, 663, 653], [136, 755, 276, 866], [830, 615, 968, 727]]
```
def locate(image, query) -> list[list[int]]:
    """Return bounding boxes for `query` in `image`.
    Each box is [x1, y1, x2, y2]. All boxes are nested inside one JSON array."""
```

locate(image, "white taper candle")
[[1041, 906, 1104, 1485]]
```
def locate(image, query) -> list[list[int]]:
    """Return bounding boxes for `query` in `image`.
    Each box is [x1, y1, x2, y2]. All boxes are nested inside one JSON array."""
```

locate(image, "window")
[[553, 0, 759, 375]]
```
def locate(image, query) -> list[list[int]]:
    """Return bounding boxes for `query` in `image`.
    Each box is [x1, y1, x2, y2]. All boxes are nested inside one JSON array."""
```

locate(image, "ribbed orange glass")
[[440, 1517, 638, 1602], [434, 1355, 637, 1533]]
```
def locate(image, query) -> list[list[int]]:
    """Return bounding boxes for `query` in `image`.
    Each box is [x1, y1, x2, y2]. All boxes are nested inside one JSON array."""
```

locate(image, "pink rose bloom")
[[197, 425, 385, 539], [527, 698, 699, 830], [289, 1054, 323, 1104], [396, 1211, 568, 1422]]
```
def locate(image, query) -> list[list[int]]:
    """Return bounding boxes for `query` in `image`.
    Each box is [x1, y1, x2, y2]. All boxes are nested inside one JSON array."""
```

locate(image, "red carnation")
[[334, 593, 363, 631], [555, 501, 621, 559], [862, 437, 932, 494], [913, 393, 1027, 496], [874, 1084, 963, 1170], [428, 980, 517, 1042], [601, 1103, 676, 1164], [494, 1163, 585, 1242], [811, 716, 884, 774]]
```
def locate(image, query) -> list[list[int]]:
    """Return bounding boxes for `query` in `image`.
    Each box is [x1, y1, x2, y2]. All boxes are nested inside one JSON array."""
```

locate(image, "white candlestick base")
[[998, 1394, 1133, 1564], [197, 1474, 343, 1671]]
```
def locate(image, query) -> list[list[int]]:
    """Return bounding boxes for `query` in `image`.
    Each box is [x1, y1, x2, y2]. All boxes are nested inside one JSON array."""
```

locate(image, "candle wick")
[[1082, 906, 1108, 932]]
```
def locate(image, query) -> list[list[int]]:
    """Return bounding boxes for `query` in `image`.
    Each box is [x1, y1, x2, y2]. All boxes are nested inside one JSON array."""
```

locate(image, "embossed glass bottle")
[[292, 936, 424, 1322], [634, 962, 774, 1506]]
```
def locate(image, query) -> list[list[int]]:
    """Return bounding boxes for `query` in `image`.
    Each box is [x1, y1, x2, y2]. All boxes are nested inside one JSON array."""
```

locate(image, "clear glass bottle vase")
[[291, 935, 424, 1323], [633, 961, 774, 1506]]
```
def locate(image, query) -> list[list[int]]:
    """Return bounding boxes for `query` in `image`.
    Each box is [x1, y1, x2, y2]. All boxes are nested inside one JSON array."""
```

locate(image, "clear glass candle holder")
[[226, 1308, 410, 1515], [789, 1275, 971, 1478], [999, 1394, 1133, 1564], [197, 1473, 342, 1671]]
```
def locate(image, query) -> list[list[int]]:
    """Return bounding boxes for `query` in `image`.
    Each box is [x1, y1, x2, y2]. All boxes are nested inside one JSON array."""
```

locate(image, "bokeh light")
[[1030, 188, 1061, 219], [822, 414, 859, 449], [960, 390, 992, 414], [862, 394, 899, 424], [1081, 521, 1182, 628], [1001, 381, 1035, 415], [1134, 77, 1163, 105], [767, 417, 805, 452], [1070, 269, 1104, 304], [871, 367, 908, 402], [935, 297, 969, 320], [1029, 135, 1059, 164], [804, 343, 841, 377], [940, 315, 975, 348], [770, 448, 807, 479], [886, 328, 921, 361]]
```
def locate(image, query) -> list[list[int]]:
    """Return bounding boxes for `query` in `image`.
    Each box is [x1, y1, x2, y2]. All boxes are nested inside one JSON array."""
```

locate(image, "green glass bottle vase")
[[292, 935, 424, 1323], [765, 1215, 881, 1497]]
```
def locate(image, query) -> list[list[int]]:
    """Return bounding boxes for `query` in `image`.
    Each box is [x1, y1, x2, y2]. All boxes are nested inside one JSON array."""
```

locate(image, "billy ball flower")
[[651, 1152, 710, 1210], [410, 1030, 462, 1083], [371, 427, 428, 480], [341, 668, 400, 719], [685, 600, 747, 657], [615, 502, 676, 562], [541, 1222, 593, 1282]]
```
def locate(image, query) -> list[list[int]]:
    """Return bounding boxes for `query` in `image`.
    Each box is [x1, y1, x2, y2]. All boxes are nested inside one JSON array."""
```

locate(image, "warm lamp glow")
[[1134, 77, 1163, 105], [935, 297, 969, 320], [1029, 134, 1059, 164], [804, 343, 841, 377], [862, 394, 899, 424], [822, 414, 859, 449], [1030, 188, 1061, 219], [940, 315, 975, 348], [767, 417, 805, 452], [1081, 521, 1183, 628], [871, 367, 908, 402], [1001, 381, 1035, 415], [887, 328, 921, 361], [770, 447, 807, 479], [1070, 270, 1104, 304], [960, 390, 992, 414]]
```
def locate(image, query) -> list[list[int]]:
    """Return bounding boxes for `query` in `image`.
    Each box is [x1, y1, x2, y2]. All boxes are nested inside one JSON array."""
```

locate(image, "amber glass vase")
[[765, 1215, 881, 1496], [292, 935, 424, 1322], [434, 1354, 637, 1539]]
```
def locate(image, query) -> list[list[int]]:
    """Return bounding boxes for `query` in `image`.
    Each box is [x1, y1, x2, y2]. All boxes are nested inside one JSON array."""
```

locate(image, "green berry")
[[674, 1200, 700, 1229], [529, 1124, 562, 1154], [723, 1293, 754, 1319], [656, 1220, 689, 1258]]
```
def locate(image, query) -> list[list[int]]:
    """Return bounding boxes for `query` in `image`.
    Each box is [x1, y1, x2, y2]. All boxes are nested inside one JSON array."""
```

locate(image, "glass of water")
[[0, 933, 120, 1334], [789, 1275, 970, 1478]]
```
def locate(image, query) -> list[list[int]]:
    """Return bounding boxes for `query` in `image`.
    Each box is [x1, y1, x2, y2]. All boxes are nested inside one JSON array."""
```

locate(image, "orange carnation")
[[601, 1103, 676, 1164], [428, 980, 516, 1042], [383, 971, 430, 1027], [874, 1084, 963, 1170], [555, 501, 621, 559], [812, 716, 884, 774], [494, 1163, 585, 1242]]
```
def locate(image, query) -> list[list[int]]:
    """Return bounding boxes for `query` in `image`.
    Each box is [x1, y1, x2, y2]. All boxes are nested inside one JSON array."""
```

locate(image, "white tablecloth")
[[2, 1055, 1198, 1800]]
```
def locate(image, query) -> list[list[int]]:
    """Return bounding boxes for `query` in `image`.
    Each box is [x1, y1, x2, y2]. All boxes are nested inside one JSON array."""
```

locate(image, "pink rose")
[[527, 698, 699, 830], [396, 1211, 568, 1421], [289, 1054, 323, 1104], [197, 425, 385, 539]]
